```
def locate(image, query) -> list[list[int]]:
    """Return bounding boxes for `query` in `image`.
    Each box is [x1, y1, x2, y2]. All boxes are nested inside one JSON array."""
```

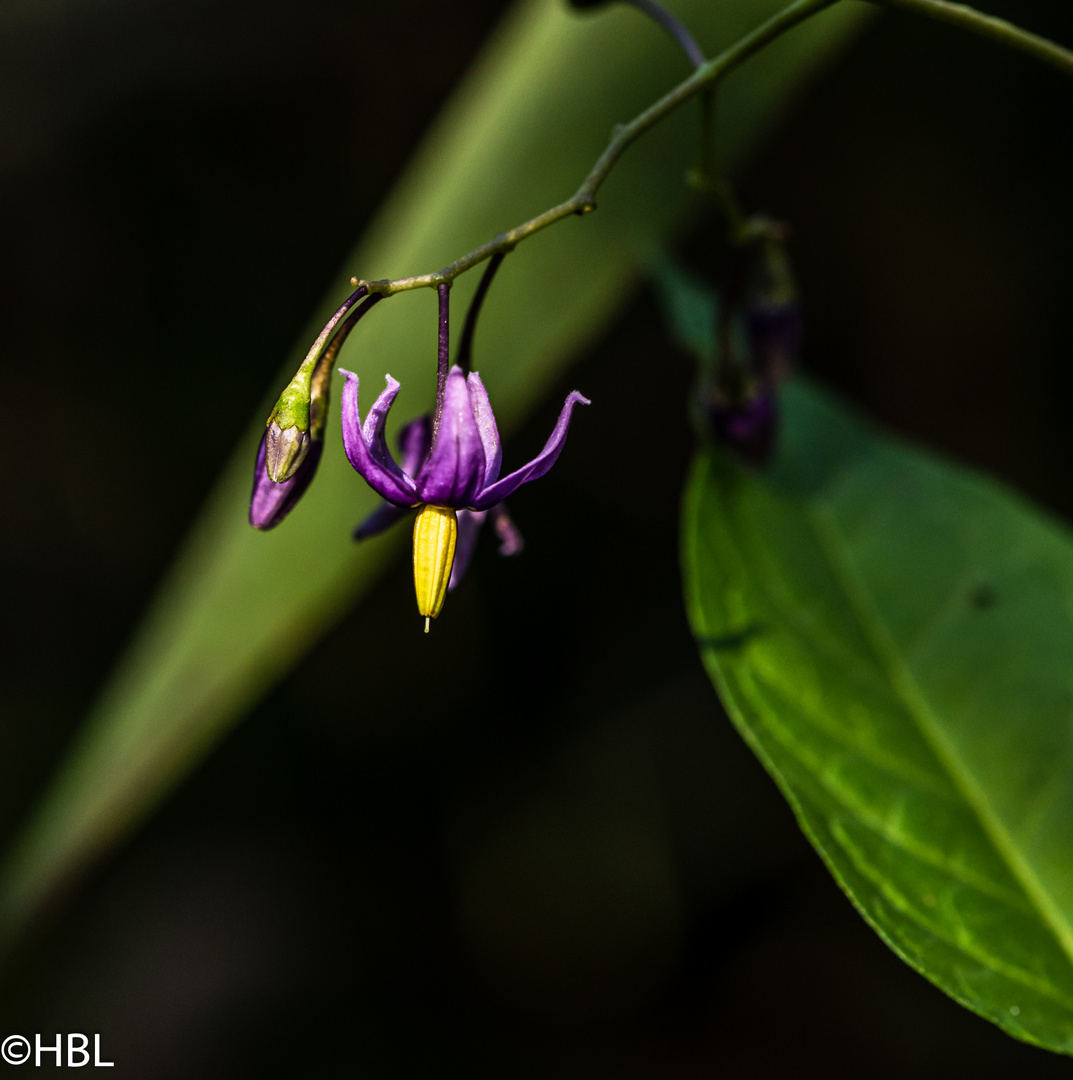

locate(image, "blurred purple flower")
[[706, 226, 800, 467], [708, 388, 778, 469], [745, 302, 802, 387]]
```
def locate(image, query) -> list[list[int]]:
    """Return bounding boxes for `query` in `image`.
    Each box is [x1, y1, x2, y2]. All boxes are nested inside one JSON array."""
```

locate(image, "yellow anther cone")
[[413, 505, 458, 629]]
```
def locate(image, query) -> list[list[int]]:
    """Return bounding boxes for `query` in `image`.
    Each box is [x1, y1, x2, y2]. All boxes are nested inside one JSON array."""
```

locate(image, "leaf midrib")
[[746, 665, 1035, 910], [828, 817, 1073, 1009], [803, 496, 1073, 977], [687, 454, 1073, 1015]]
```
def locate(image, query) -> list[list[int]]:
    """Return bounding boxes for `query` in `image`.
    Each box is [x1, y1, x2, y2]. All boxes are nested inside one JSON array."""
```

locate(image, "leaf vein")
[[748, 662, 956, 800], [804, 501, 1073, 978], [749, 668, 1031, 909], [830, 817, 1073, 1011]]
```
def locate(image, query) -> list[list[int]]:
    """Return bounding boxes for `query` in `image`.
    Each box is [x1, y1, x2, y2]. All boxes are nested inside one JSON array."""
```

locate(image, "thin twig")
[[869, 0, 1073, 76], [352, 0, 1073, 300], [353, 0, 841, 297]]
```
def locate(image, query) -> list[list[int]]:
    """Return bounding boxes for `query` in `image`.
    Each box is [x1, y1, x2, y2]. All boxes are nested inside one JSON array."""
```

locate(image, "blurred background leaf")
[[684, 378, 1073, 1054], [0, 0, 868, 943]]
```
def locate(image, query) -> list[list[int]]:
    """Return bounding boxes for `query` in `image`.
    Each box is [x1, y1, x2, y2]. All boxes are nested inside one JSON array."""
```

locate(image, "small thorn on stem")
[[425, 616, 430, 634]]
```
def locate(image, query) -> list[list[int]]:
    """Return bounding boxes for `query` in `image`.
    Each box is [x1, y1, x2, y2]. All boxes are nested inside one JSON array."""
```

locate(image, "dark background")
[[3, 0, 1073, 1075]]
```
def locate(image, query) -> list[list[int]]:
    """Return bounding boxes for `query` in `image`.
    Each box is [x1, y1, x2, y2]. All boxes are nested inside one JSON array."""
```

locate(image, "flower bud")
[[251, 330, 330, 523], [249, 436, 323, 531], [250, 283, 381, 532], [262, 350, 319, 483], [708, 389, 778, 468], [744, 231, 801, 384], [703, 222, 800, 468], [263, 419, 311, 483]]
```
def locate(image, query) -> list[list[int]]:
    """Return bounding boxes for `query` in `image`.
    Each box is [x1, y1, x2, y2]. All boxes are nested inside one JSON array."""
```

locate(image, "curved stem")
[[581, 0, 839, 193], [267, 283, 369, 432], [351, 0, 1073, 299], [457, 252, 506, 374], [431, 282, 451, 448], [622, 0, 706, 69], [320, 293, 385, 371], [353, 0, 840, 297], [299, 284, 369, 380], [309, 293, 386, 439], [868, 0, 1073, 77]]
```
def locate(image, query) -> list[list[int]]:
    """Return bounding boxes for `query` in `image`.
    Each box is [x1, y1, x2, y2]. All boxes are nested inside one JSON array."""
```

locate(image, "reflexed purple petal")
[[249, 435, 323, 530], [415, 365, 486, 507], [339, 369, 418, 506], [466, 371, 501, 487], [448, 509, 487, 591], [472, 390, 589, 509], [353, 501, 413, 540], [360, 374, 397, 446], [489, 502, 524, 556], [397, 414, 433, 476], [351, 416, 432, 539]]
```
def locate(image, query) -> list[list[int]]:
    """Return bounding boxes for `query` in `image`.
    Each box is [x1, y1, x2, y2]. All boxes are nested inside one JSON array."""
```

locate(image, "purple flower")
[[341, 364, 588, 627], [449, 502, 525, 590], [341, 365, 588, 510], [352, 413, 526, 589]]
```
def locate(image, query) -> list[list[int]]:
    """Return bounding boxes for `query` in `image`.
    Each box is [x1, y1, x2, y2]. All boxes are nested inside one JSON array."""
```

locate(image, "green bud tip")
[[264, 420, 310, 483]]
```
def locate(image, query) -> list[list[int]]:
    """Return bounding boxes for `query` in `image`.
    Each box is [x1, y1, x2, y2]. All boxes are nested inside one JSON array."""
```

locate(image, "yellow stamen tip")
[[413, 504, 458, 624]]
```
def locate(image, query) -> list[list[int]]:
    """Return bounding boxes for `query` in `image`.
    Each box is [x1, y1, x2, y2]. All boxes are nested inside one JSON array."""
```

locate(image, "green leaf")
[[0, 0, 871, 943], [682, 378, 1073, 1054]]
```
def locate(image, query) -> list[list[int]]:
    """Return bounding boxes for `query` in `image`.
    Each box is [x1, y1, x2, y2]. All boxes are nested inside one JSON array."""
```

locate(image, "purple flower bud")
[[746, 303, 801, 386], [706, 224, 799, 467], [249, 284, 385, 532], [708, 390, 778, 468], [249, 434, 323, 531], [264, 419, 310, 483], [742, 228, 800, 383]]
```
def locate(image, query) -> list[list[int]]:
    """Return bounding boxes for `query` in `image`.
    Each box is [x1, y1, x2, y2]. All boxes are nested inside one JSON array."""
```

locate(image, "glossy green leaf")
[[683, 379, 1073, 1054], [0, 0, 870, 942]]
